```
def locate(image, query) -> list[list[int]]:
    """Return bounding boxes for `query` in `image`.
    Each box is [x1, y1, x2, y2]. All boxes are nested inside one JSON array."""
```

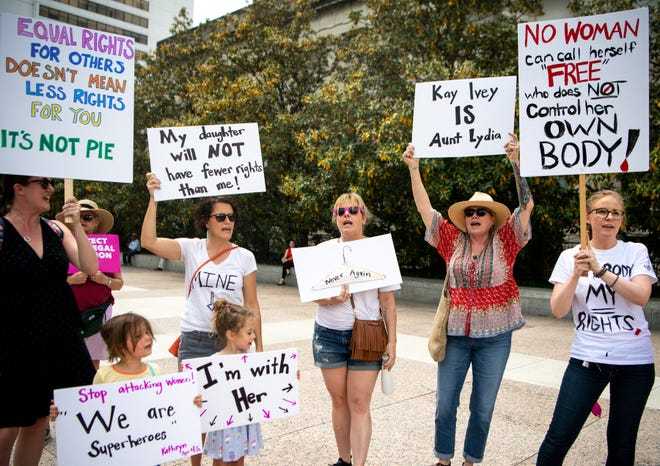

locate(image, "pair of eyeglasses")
[[464, 207, 491, 218], [211, 213, 235, 222], [27, 178, 53, 189], [333, 206, 363, 216], [589, 208, 623, 220], [80, 213, 97, 222]]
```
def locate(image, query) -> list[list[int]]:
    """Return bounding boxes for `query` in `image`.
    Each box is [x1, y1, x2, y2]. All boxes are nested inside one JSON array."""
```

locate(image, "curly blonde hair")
[[212, 300, 254, 348]]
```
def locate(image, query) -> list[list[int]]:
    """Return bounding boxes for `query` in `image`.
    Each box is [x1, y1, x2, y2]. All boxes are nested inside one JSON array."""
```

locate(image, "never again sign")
[[183, 348, 300, 433], [518, 8, 649, 177], [53, 371, 202, 466], [147, 123, 266, 201]]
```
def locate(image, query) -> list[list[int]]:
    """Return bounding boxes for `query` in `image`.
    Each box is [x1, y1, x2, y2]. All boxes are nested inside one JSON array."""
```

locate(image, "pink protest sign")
[[68, 234, 121, 274]]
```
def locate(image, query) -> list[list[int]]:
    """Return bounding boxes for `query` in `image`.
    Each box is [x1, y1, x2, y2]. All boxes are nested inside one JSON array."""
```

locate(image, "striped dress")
[[425, 208, 531, 338]]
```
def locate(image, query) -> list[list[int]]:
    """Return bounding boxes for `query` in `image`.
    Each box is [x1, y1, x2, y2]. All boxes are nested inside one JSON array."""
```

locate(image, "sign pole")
[[64, 178, 74, 224], [579, 174, 588, 248]]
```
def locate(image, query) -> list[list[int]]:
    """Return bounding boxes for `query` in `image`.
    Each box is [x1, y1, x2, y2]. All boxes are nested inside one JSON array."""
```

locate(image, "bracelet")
[[609, 274, 620, 288], [106, 277, 112, 287], [594, 266, 607, 278]]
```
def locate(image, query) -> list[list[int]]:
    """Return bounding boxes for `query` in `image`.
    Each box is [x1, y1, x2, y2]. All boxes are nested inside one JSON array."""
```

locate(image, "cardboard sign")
[[291, 234, 402, 303], [54, 371, 202, 466], [68, 233, 121, 274], [518, 8, 649, 177], [0, 14, 134, 182], [412, 76, 516, 158], [147, 123, 265, 201], [182, 348, 300, 433]]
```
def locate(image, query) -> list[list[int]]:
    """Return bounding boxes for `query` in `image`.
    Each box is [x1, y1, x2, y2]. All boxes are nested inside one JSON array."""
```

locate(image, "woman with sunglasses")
[[141, 172, 262, 466], [59, 199, 123, 370], [0, 175, 98, 466], [402, 134, 533, 466], [313, 192, 398, 466], [537, 190, 656, 466]]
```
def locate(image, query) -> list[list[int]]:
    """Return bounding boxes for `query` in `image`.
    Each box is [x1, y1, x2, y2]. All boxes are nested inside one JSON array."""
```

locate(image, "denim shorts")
[[178, 330, 219, 365], [312, 323, 382, 371]]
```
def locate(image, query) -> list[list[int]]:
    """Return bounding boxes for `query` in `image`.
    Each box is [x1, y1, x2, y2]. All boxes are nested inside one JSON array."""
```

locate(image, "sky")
[[193, 0, 253, 26]]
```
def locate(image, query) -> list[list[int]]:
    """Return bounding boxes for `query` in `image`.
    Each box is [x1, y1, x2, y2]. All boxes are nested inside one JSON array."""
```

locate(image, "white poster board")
[[53, 371, 202, 466], [147, 123, 265, 201], [291, 234, 402, 303], [0, 13, 134, 182], [518, 8, 649, 177], [182, 348, 300, 433], [412, 76, 516, 158]]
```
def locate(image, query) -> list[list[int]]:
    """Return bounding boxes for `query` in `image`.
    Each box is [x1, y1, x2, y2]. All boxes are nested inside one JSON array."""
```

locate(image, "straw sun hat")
[[57, 199, 114, 233], [447, 192, 511, 233]]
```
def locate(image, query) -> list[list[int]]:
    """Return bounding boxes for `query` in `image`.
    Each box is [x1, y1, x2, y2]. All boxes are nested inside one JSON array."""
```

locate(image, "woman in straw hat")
[[60, 199, 124, 369], [403, 134, 533, 466]]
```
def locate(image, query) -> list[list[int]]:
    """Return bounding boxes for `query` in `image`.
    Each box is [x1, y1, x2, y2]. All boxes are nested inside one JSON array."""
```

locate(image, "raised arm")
[[402, 143, 435, 229], [505, 133, 534, 231], [140, 173, 182, 261], [57, 199, 99, 275]]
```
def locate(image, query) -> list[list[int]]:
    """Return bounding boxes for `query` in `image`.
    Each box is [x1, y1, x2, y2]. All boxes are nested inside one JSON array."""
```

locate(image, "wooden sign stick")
[[64, 178, 74, 224], [579, 174, 588, 248]]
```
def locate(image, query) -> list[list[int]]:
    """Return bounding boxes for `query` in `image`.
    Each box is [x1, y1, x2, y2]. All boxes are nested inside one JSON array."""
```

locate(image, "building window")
[[52, 0, 148, 28], [39, 6, 149, 44], [113, 0, 149, 12]]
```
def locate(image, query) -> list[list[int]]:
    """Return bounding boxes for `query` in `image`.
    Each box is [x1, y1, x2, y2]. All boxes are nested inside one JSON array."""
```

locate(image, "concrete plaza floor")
[[40, 267, 659, 466]]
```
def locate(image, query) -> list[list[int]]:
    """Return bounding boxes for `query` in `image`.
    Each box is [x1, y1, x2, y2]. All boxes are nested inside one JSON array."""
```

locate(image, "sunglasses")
[[333, 206, 363, 216], [211, 213, 236, 222], [27, 178, 54, 189], [80, 213, 97, 222], [589, 208, 623, 220], [464, 207, 492, 218]]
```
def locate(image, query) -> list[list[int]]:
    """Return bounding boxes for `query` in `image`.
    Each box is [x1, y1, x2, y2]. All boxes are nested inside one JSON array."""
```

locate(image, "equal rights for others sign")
[[182, 348, 300, 433], [412, 76, 516, 157], [147, 123, 266, 201], [54, 372, 202, 466], [0, 14, 134, 182], [518, 8, 649, 177]]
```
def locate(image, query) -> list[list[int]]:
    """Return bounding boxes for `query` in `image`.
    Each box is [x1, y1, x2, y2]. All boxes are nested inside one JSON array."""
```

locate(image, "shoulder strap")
[[186, 244, 239, 297], [45, 218, 64, 239], [147, 363, 156, 376]]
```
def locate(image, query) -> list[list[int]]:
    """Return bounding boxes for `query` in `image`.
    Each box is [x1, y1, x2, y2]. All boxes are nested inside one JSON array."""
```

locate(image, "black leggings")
[[281, 260, 294, 279], [537, 358, 655, 466]]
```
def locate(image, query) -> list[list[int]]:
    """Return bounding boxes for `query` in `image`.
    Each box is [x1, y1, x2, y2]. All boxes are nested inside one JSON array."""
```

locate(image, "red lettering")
[[524, 23, 556, 47], [564, 18, 640, 44], [546, 60, 602, 87]]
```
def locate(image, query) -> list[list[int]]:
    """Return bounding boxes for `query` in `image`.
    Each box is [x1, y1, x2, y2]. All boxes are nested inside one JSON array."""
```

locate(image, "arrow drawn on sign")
[[290, 352, 297, 359], [282, 383, 293, 393], [210, 415, 218, 426], [279, 406, 288, 413], [226, 415, 234, 427], [248, 413, 253, 422], [262, 409, 271, 419], [241, 354, 248, 363], [200, 409, 207, 417], [283, 398, 297, 406]]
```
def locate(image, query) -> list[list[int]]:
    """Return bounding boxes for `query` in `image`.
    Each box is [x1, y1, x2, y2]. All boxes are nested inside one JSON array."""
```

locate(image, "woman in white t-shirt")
[[140, 173, 262, 466], [313, 192, 398, 466], [537, 190, 656, 466]]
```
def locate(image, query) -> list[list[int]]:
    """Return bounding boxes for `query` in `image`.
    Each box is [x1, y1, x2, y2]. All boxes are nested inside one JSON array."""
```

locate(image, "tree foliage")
[[74, 0, 657, 287]]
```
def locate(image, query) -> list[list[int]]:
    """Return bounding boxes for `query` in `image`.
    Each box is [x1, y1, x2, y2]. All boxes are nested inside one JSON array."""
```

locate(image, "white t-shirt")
[[315, 238, 400, 331], [177, 238, 257, 332], [550, 241, 657, 365]]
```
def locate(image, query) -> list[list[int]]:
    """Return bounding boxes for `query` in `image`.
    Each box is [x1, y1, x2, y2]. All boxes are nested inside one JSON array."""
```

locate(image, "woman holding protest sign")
[[141, 172, 262, 466], [403, 134, 533, 466], [59, 199, 124, 370], [0, 175, 98, 466], [313, 192, 398, 466], [537, 190, 656, 466]]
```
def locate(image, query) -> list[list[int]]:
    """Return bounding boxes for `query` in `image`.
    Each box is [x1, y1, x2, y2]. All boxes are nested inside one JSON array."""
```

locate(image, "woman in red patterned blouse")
[[403, 134, 533, 466]]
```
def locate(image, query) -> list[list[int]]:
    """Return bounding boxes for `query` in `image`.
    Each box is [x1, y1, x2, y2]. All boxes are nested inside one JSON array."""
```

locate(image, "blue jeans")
[[434, 331, 512, 463], [537, 358, 655, 466], [312, 323, 382, 371]]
